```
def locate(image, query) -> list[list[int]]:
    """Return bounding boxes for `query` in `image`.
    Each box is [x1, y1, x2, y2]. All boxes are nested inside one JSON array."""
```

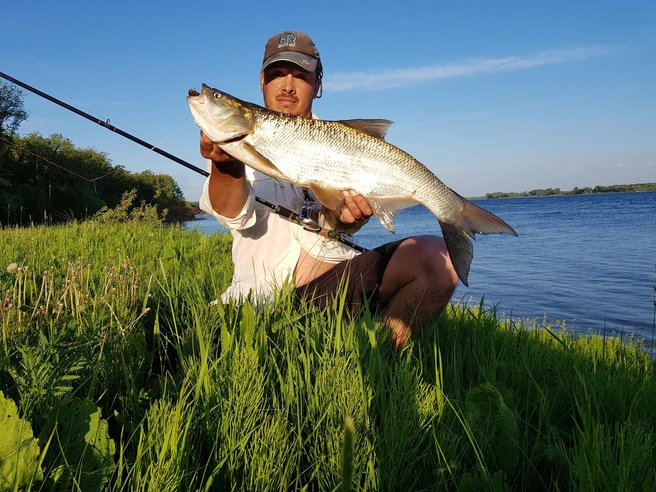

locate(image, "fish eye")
[[213, 92, 221, 99]]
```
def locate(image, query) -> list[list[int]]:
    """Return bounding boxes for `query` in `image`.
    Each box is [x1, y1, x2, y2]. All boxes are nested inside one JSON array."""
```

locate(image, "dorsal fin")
[[336, 119, 394, 140]]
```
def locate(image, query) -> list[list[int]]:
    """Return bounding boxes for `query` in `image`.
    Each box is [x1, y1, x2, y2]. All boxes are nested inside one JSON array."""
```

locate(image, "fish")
[[187, 83, 517, 286]]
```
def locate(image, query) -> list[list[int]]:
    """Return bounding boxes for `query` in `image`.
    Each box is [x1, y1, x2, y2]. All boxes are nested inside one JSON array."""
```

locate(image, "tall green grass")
[[1, 219, 655, 491]]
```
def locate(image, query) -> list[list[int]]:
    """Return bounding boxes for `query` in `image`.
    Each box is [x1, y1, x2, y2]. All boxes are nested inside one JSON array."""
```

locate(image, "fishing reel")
[[299, 191, 321, 232]]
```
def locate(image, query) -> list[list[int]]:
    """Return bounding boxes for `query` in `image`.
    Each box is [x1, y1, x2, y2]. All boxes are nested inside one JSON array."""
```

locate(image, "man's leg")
[[378, 236, 459, 348]]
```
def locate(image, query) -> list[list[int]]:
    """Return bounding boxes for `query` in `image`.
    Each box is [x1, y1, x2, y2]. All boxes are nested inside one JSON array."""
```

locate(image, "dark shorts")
[[294, 239, 406, 315]]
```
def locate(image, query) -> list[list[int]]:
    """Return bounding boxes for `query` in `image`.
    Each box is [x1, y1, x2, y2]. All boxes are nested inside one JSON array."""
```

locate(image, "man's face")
[[260, 61, 321, 118]]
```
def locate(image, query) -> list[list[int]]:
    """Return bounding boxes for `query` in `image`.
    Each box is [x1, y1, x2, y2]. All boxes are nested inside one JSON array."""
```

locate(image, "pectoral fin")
[[309, 183, 345, 210], [219, 141, 289, 181]]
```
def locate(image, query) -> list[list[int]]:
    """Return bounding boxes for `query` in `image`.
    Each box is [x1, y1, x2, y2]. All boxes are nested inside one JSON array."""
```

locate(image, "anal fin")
[[368, 196, 418, 233]]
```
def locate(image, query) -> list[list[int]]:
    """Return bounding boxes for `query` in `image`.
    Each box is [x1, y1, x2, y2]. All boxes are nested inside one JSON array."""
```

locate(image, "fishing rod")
[[0, 70, 206, 177], [0, 71, 367, 252]]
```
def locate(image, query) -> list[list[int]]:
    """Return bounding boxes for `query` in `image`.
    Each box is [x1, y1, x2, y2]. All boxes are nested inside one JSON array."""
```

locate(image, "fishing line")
[[117, 125, 181, 168], [0, 134, 126, 195], [0, 135, 95, 183]]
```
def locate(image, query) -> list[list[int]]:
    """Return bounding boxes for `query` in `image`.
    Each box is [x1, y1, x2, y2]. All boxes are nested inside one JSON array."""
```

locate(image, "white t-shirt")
[[199, 163, 359, 305]]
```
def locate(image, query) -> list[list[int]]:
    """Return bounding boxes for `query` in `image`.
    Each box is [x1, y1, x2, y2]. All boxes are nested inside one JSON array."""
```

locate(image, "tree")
[[0, 82, 29, 134], [133, 170, 184, 206]]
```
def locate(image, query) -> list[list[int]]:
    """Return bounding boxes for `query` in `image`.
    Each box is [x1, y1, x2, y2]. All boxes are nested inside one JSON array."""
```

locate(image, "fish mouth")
[[189, 83, 213, 98], [186, 87, 206, 108]]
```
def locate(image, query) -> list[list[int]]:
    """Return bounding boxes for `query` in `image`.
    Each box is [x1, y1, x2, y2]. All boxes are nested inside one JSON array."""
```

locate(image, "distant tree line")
[[486, 183, 656, 199], [0, 81, 196, 226]]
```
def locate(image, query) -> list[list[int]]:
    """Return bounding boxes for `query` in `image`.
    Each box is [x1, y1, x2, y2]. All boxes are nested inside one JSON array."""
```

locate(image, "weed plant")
[[1, 217, 656, 490]]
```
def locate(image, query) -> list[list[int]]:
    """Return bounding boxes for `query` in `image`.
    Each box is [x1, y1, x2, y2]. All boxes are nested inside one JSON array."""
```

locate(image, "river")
[[184, 192, 656, 346]]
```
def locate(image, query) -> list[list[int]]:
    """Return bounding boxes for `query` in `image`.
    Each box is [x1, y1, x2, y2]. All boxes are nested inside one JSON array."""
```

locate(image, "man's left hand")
[[322, 190, 372, 234], [338, 190, 373, 225]]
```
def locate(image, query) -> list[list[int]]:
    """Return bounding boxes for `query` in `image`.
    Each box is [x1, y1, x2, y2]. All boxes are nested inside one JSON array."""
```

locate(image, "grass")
[[1, 219, 656, 491]]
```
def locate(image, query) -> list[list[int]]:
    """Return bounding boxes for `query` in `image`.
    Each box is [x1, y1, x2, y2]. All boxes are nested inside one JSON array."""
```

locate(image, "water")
[[184, 192, 656, 343]]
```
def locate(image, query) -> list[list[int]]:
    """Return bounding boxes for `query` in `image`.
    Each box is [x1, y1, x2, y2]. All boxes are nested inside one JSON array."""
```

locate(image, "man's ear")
[[259, 72, 265, 92]]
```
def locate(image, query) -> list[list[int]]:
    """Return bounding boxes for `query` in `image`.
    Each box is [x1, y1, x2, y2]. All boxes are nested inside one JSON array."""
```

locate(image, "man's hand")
[[200, 130, 237, 164], [324, 190, 373, 233], [202, 130, 248, 217], [338, 190, 372, 224]]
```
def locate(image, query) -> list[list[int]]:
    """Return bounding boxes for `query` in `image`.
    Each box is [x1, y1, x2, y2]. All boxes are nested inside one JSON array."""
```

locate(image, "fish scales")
[[187, 84, 518, 285], [249, 104, 458, 214]]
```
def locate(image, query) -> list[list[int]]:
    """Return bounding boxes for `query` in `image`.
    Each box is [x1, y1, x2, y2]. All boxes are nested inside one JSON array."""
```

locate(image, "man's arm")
[[200, 131, 250, 218]]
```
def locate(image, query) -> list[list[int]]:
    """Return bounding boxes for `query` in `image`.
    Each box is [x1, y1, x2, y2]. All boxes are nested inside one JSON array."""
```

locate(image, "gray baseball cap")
[[261, 31, 321, 72]]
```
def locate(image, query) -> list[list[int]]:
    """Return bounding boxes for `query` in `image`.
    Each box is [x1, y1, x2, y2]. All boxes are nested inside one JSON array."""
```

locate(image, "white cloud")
[[612, 162, 626, 168], [324, 47, 613, 92], [646, 160, 656, 167]]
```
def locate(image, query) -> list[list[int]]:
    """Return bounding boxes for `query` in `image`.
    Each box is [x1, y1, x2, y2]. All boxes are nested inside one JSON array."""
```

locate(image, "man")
[[199, 31, 459, 348]]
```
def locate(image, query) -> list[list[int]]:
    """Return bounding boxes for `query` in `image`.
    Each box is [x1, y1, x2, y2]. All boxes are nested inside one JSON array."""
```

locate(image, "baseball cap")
[[262, 31, 321, 72]]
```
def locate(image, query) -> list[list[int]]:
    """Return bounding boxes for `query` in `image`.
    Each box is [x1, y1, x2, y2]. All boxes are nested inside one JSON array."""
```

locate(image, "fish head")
[[187, 84, 254, 143]]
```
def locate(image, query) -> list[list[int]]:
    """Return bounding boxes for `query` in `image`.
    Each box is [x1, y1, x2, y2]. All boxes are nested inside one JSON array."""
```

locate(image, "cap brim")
[[262, 52, 318, 72]]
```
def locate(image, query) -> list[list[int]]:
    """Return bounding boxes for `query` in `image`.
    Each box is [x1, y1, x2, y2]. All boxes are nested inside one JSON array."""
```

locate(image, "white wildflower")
[[7, 263, 18, 274]]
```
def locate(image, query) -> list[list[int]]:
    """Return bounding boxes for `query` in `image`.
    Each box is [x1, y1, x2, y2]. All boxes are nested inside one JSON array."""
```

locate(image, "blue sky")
[[2, 1, 654, 200]]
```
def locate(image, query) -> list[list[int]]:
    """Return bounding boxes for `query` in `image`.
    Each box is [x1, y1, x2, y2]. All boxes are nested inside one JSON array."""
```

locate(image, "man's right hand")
[[200, 130, 238, 164], [202, 130, 249, 218]]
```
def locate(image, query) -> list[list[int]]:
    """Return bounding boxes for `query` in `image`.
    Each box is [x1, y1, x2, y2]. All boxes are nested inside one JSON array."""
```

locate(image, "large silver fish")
[[187, 83, 517, 286]]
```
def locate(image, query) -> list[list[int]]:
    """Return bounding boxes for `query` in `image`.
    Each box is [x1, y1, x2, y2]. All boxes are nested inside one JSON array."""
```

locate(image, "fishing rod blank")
[[0, 70, 209, 177]]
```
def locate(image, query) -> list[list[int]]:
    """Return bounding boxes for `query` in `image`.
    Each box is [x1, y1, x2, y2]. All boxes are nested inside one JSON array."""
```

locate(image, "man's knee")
[[379, 236, 458, 301], [403, 236, 456, 280]]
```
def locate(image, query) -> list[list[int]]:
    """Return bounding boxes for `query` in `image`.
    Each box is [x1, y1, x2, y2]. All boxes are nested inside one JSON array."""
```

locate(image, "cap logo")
[[278, 33, 296, 48], [299, 58, 311, 68]]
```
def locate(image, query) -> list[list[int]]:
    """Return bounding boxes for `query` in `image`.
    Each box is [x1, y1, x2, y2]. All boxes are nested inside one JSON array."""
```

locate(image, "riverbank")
[[1, 221, 656, 490], [485, 182, 656, 199]]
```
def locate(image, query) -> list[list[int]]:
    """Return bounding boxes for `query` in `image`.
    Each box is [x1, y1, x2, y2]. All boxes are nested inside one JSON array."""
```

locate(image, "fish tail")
[[438, 199, 517, 286]]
